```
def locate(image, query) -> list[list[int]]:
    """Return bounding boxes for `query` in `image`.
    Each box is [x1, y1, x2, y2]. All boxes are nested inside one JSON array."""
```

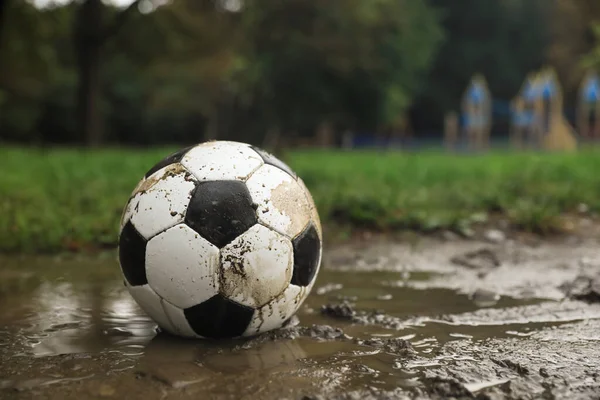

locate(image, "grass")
[[2, 146, 600, 253]]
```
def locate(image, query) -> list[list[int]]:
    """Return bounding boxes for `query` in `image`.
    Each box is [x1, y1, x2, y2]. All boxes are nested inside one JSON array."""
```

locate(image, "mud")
[[1, 234, 600, 399], [562, 272, 600, 303]]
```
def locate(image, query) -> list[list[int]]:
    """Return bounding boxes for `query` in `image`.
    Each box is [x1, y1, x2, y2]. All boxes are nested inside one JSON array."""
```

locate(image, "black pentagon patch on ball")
[[119, 221, 148, 286], [291, 222, 321, 287], [184, 294, 253, 338], [185, 180, 258, 248], [251, 146, 296, 179], [144, 146, 193, 178]]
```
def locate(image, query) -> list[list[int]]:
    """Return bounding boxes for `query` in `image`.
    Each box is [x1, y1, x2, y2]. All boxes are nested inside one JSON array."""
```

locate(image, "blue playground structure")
[[461, 79, 490, 130], [583, 74, 600, 103], [577, 71, 600, 140]]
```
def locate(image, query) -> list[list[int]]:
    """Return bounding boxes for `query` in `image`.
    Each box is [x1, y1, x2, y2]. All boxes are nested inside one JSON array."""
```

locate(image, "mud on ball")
[[118, 141, 323, 339]]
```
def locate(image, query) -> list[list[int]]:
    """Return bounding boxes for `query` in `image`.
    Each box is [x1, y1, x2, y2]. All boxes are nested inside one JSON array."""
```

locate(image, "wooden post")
[[577, 70, 600, 142], [315, 120, 334, 148], [510, 97, 526, 150], [444, 112, 459, 151]]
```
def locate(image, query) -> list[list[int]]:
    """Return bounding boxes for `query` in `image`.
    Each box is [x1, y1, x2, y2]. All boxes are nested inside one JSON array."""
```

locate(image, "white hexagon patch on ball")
[[118, 141, 322, 339]]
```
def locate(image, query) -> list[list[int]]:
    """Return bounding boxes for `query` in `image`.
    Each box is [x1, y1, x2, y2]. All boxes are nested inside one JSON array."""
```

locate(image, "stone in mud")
[[422, 376, 474, 398], [450, 248, 501, 270], [304, 325, 349, 340], [442, 230, 460, 241], [350, 309, 405, 330], [320, 301, 356, 320], [292, 324, 350, 341], [469, 288, 500, 307], [561, 273, 600, 303], [353, 337, 415, 356], [237, 323, 351, 349], [484, 229, 506, 243], [577, 203, 590, 214], [490, 358, 529, 376], [458, 226, 475, 238]]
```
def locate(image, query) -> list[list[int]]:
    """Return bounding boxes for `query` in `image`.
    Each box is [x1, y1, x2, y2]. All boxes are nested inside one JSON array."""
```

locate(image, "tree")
[[140, 0, 243, 142], [0, 0, 70, 142], [0, 0, 10, 48], [547, 0, 600, 98], [239, 0, 442, 142], [582, 24, 600, 70], [72, 0, 142, 146], [0, 0, 443, 146]]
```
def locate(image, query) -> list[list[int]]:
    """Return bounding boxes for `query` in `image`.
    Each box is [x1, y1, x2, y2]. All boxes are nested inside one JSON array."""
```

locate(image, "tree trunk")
[[76, 45, 102, 146], [73, 0, 140, 146], [315, 120, 334, 148], [0, 0, 9, 50], [74, 0, 104, 146], [0, 0, 6, 145]]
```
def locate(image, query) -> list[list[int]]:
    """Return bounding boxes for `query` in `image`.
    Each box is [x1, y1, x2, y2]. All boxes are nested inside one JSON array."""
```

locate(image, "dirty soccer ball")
[[118, 141, 322, 339]]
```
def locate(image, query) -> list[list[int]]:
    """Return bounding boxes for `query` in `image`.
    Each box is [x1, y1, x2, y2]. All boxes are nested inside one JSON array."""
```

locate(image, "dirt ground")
[[1, 228, 600, 399]]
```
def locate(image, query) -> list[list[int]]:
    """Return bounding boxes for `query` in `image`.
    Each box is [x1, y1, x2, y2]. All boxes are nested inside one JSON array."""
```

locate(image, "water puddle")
[[0, 244, 599, 399]]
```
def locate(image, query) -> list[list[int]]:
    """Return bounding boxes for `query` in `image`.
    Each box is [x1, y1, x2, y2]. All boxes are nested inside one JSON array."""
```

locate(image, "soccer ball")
[[118, 141, 322, 339]]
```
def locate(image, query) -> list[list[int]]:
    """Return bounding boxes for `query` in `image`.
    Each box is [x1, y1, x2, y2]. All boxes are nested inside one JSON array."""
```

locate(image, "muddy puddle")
[[1, 236, 600, 399]]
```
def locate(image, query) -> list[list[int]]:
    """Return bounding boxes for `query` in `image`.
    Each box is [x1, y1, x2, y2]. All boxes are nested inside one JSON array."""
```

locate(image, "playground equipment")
[[510, 68, 577, 152], [537, 69, 577, 151], [461, 74, 492, 150], [577, 70, 600, 141], [512, 72, 545, 148]]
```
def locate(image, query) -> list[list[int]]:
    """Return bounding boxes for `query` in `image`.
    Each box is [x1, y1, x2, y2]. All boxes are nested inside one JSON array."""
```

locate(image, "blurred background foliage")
[[3, 0, 600, 252], [0, 0, 599, 147]]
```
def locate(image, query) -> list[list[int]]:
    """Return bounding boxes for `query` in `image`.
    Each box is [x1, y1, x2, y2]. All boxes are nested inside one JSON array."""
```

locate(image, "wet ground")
[[1, 233, 600, 399]]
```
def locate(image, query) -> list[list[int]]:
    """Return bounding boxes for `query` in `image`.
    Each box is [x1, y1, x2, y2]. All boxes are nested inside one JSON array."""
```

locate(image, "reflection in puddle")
[[0, 253, 590, 398], [0, 257, 552, 361], [140, 332, 309, 374], [17, 281, 157, 357], [0, 374, 96, 391]]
